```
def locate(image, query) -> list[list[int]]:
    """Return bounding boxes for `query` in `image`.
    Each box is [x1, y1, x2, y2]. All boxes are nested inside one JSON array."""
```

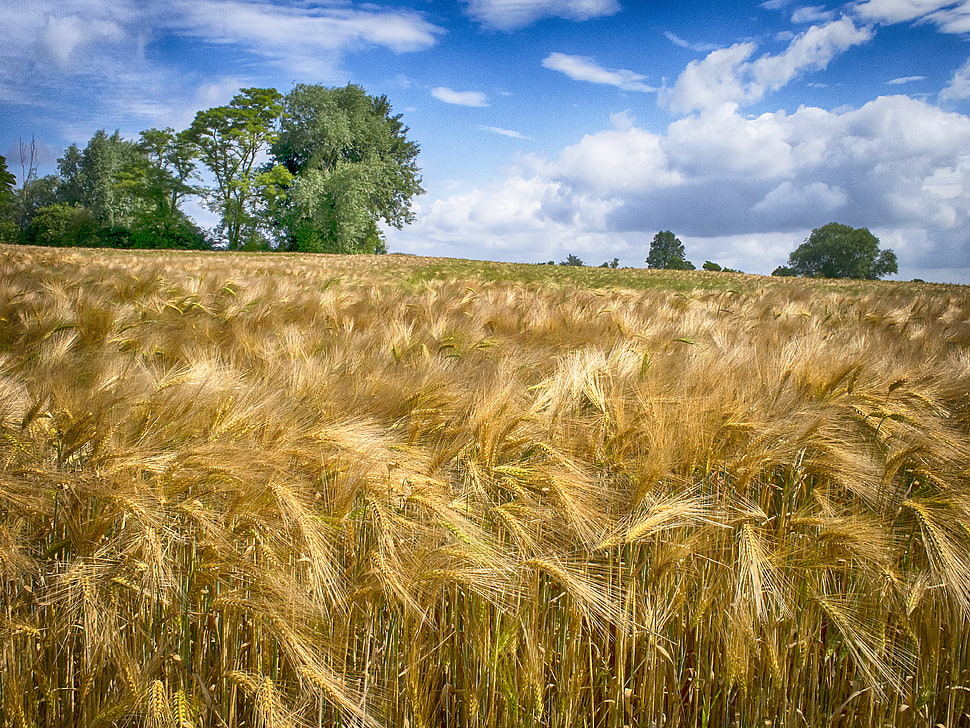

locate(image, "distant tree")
[[771, 265, 796, 277], [560, 253, 584, 266], [647, 230, 694, 270], [598, 257, 620, 268], [272, 83, 423, 254], [704, 260, 742, 273], [187, 87, 285, 249], [785, 223, 898, 279]]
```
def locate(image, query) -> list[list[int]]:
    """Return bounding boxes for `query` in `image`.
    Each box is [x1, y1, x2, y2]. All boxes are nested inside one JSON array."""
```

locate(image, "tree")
[[272, 84, 423, 253], [23, 203, 99, 247], [560, 254, 584, 266], [136, 127, 198, 217], [785, 223, 898, 279], [58, 130, 149, 228], [0, 154, 16, 242], [647, 230, 694, 270], [187, 87, 284, 249]]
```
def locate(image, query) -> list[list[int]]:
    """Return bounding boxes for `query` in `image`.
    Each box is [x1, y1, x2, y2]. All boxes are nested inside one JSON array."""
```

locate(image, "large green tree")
[[646, 230, 695, 270], [272, 83, 423, 254], [187, 87, 285, 249], [57, 130, 149, 228], [785, 222, 897, 279]]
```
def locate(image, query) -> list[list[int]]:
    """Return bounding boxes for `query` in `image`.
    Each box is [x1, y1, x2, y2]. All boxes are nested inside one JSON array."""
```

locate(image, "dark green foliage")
[[57, 130, 149, 227], [0, 154, 15, 242], [9, 83, 420, 254], [23, 203, 100, 247], [0, 154, 15, 206], [785, 223, 898, 279], [599, 257, 620, 268], [647, 230, 694, 270], [272, 84, 423, 254], [704, 261, 742, 273], [560, 254, 584, 266], [187, 87, 285, 250], [772, 265, 796, 277]]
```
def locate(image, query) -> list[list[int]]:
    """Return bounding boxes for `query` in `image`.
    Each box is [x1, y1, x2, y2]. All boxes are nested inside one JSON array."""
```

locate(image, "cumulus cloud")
[[542, 53, 658, 92], [665, 18, 873, 113], [462, 0, 620, 31], [941, 57, 970, 101], [391, 96, 970, 275], [432, 87, 490, 107]]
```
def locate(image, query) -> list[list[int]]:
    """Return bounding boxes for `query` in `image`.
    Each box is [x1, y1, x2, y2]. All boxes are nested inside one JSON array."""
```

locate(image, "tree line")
[[0, 84, 423, 253], [642, 226, 896, 280]]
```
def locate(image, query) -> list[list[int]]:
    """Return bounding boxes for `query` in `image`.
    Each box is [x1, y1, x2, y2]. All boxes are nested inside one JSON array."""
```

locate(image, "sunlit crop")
[[1, 244, 968, 727]]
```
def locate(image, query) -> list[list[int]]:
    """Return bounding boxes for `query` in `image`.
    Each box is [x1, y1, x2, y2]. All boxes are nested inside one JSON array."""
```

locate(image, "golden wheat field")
[[2, 243, 970, 728]]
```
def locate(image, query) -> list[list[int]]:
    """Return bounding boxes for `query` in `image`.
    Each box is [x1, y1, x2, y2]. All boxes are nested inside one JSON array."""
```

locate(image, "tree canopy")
[[780, 223, 898, 279], [272, 84, 423, 254], [1, 83, 423, 253], [647, 231, 694, 270], [187, 87, 285, 250]]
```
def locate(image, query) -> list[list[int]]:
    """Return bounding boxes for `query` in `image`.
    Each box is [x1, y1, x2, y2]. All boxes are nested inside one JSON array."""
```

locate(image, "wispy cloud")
[[542, 53, 658, 92], [887, 75, 927, 85], [664, 32, 719, 53], [791, 5, 837, 23], [432, 87, 490, 107], [462, 0, 620, 31], [168, 1, 445, 77], [481, 125, 529, 139], [851, 0, 970, 29], [0, 0, 445, 137]]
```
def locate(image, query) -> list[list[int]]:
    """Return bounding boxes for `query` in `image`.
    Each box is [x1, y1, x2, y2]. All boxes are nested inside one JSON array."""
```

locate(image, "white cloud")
[[542, 52, 658, 92], [791, 5, 837, 22], [432, 87, 490, 107], [462, 0, 620, 31], [851, 0, 969, 25], [850, 0, 970, 33], [888, 75, 927, 84], [941, 57, 970, 101], [393, 96, 970, 276], [482, 126, 529, 139], [665, 18, 873, 113], [663, 32, 720, 53], [0, 0, 444, 138], [168, 1, 444, 76]]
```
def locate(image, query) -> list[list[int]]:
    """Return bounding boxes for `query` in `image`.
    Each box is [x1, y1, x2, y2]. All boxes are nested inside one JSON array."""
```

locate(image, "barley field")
[[1, 244, 969, 728]]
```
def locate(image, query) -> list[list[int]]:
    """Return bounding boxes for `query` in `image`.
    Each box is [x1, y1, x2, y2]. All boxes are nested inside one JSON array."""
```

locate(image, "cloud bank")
[[392, 95, 970, 276]]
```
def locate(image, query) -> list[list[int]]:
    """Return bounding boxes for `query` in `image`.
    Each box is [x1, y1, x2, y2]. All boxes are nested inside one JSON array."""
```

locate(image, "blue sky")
[[3, 0, 970, 281]]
